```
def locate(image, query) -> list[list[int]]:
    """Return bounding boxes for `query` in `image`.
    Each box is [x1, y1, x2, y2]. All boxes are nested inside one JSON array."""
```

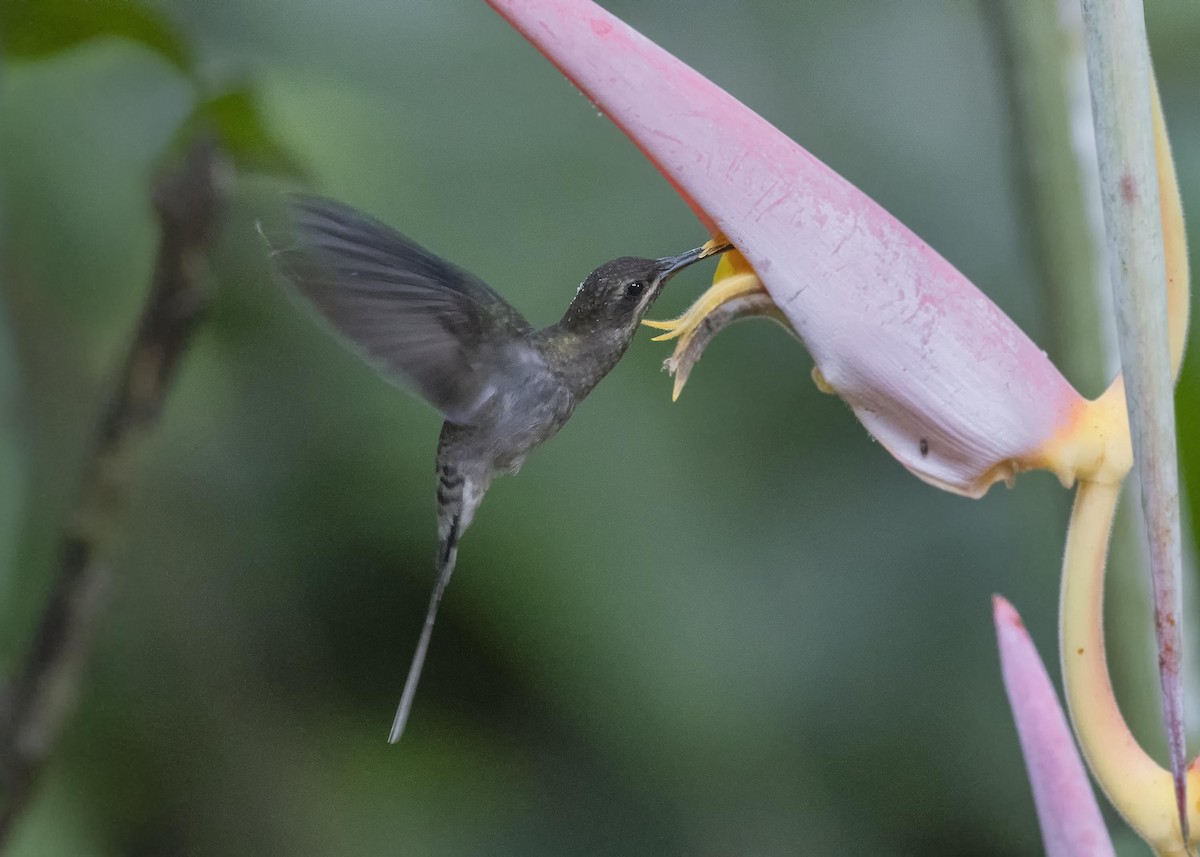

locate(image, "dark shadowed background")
[[3, 1, 1199, 854]]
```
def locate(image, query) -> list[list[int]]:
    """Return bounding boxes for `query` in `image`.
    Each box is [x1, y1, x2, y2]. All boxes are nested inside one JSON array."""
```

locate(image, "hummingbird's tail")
[[387, 516, 460, 744], [388, 443, 485, 744]]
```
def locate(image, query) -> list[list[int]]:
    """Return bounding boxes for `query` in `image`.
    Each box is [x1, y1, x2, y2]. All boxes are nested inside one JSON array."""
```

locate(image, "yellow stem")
[[1061, 478, 1200, 855], [1152, 81, 1190, 382]]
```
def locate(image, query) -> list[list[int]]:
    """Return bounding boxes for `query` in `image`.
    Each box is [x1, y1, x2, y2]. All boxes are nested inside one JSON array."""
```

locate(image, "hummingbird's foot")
[[643, 250, 792, 400]]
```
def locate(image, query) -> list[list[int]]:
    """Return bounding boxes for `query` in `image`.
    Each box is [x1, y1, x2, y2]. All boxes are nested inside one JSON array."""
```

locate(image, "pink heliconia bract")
[[994, 596, 1115, 856], [486, 0, 1087, 498]]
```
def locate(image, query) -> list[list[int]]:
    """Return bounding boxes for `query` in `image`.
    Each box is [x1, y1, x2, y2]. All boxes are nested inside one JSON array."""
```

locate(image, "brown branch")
[[0, 136, 224, 846]]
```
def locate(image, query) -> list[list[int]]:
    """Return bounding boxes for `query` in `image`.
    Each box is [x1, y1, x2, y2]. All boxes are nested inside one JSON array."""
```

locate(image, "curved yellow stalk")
[[1060, 476, 1200, 855], [1152, 82, 1189, 382]]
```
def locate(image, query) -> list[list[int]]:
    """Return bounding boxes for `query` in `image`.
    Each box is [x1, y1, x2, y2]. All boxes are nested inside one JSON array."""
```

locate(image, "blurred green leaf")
[[1, 0, 192, 72], [174, 87, 306, 179]]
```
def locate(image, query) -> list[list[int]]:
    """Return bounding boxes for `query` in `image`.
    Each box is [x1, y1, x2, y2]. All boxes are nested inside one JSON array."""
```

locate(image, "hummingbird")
[[266, 194, 730, 743]]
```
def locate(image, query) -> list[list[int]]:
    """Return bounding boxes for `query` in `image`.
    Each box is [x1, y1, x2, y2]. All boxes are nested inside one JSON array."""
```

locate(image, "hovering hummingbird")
[[266, 194, 730, 743]]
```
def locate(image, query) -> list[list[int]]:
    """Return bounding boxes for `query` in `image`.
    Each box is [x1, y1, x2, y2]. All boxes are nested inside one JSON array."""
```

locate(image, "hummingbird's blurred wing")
[[266, 194, 538, 426]]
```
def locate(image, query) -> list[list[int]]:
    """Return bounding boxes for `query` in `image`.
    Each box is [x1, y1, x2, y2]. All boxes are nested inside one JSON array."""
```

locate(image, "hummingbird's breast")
[[488, 377, 576, 473], [443, 354, 576, 479]]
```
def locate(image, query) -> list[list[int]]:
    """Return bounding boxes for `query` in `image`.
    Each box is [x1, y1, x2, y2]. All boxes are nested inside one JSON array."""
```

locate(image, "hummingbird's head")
[[560, 242, 732, 335]]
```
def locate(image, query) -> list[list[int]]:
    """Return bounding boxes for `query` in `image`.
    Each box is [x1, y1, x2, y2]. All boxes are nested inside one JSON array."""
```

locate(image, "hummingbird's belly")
[[478, 382, 575, 474]]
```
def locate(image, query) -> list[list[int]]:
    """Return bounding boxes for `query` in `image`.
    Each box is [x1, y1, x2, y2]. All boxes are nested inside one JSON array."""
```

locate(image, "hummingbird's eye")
[[625, 281, 645, 298]]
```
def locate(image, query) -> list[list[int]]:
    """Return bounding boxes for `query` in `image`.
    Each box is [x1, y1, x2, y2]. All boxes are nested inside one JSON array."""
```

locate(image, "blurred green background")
[[2, 1, 1198, 854]]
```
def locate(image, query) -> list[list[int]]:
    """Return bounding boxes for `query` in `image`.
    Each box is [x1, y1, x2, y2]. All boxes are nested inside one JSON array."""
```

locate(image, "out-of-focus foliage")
[[0, 1, 1196, 855], [171, 87, 305, 178], [3, 0, 300, 179], [1, 0, 191, 71]]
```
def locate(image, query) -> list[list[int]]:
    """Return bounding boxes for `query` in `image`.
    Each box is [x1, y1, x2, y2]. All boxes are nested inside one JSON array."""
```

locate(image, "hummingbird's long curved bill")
[[657, 240, 734, 279]]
